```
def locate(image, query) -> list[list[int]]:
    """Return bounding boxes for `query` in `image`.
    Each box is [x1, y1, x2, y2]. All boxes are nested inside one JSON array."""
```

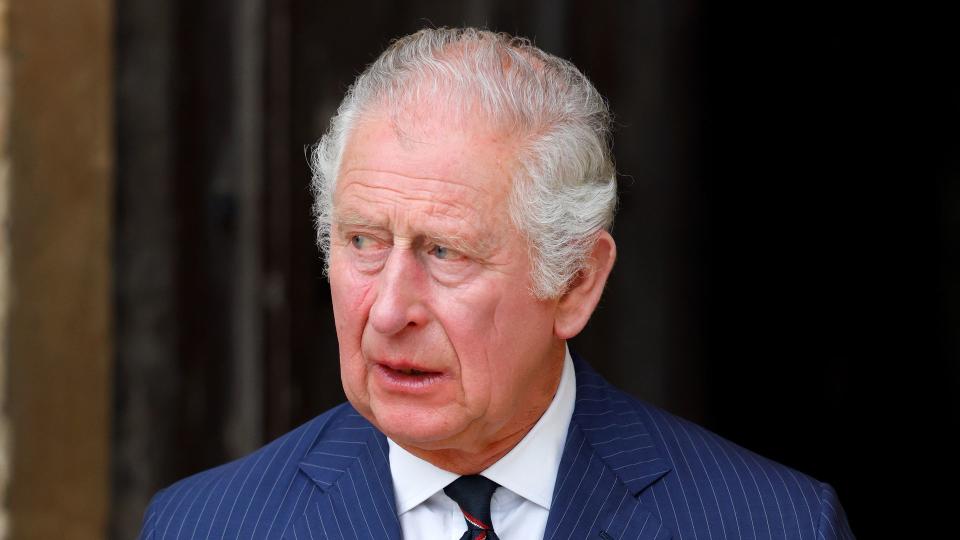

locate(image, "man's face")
[[327, 111, 564, 454]]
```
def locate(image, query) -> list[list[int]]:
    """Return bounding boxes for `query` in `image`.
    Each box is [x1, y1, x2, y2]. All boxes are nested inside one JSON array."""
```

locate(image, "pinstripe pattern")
[[139, 355, 854, 539]]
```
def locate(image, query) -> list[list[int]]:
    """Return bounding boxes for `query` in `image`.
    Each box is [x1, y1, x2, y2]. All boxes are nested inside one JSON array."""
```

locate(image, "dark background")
[[112, 1, 958, 537]]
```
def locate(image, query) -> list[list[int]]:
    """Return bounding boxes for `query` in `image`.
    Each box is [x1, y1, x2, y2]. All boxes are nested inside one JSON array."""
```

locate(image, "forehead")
[[334, 111, 520, 230], [340, 108, 518, 188]]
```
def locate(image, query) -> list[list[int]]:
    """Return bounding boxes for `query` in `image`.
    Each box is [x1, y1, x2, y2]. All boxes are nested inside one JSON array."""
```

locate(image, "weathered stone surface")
[[4, 0, 113, 538]]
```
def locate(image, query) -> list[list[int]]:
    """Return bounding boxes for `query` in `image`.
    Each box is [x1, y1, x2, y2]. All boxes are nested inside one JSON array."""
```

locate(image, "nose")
[[368, 247, 429, 335]]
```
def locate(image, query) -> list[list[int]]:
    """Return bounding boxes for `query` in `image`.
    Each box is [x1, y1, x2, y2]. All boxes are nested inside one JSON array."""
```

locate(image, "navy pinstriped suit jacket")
[[140, 356, 854, 539]]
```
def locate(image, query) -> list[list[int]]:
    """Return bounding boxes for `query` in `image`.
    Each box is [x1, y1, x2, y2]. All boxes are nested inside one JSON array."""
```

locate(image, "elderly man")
[[139, 28, 853, 539]]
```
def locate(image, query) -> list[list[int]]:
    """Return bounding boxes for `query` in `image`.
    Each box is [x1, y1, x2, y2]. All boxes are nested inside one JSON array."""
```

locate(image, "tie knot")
[[444, 475, 500, 533]]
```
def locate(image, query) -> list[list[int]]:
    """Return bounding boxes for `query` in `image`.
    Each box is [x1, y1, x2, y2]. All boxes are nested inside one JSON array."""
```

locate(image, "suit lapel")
[[544, 356, 673, 540], [285, 410, 402, 540]]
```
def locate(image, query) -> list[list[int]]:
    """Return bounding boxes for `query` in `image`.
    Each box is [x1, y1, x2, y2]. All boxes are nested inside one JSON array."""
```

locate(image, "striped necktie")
[[443, 475, 501, 540]]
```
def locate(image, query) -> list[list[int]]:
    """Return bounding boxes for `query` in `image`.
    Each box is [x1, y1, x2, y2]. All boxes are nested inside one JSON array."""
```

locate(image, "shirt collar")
[[388, 346, 576, 514]]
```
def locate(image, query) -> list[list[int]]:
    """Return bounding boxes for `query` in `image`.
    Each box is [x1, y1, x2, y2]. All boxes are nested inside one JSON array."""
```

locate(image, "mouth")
[[392, 368, 431, 375], [373, 361, 447, 391]]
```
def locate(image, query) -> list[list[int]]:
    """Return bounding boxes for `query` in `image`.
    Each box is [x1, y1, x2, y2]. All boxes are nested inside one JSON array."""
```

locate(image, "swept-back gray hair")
[[310, 27, 617, 298]]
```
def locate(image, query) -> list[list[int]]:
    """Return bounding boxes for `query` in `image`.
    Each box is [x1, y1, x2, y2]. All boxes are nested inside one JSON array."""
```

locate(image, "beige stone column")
[[2, 0, 113, 538]]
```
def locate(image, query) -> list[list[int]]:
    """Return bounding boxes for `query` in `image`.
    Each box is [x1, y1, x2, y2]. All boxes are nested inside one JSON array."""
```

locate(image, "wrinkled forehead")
[[333, 107, 522, 230], [342, 102, 523, 184]]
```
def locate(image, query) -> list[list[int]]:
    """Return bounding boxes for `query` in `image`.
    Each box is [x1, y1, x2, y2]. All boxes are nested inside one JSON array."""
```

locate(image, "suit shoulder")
[[614, 390, 855, 538], [615, 389, 824, 486], [138, 403, 352, 539], [574, 358, 827, 490]]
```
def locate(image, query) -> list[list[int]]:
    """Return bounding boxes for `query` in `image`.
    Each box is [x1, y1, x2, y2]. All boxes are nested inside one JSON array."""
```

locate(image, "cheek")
[[435, 286, 518, 388], [329, 257, 377, 383], [330, 257, 376, 333], [488, 289, 556, 381]]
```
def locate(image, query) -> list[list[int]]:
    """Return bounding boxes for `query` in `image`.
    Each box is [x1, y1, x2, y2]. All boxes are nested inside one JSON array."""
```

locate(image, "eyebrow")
[[333, 211, 386, 231], [333, 209, 495, 257]]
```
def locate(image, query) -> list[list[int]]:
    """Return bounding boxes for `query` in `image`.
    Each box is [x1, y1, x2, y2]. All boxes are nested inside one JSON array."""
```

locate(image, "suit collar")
[[566, 353, 672, 495], [291, 353, 672, 539], [541, 354, 672, 539], [291, 408, 402, 539]]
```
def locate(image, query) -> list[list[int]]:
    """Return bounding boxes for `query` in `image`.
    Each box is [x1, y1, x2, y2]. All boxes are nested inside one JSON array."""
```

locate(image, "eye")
[[429, 245, 462, 261], [351, 234, 369, 249]]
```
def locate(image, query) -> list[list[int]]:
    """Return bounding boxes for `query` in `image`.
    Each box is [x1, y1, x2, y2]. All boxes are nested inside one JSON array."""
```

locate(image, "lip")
[[372, 360, 448, 394], [376, 358, 442, 373]]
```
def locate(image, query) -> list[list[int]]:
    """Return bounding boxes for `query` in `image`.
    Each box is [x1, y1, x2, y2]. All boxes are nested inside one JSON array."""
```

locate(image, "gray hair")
[[310, 27, 617, 298]]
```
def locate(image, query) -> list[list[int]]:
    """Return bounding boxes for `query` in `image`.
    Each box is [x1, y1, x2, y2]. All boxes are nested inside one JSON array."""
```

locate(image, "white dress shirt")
[[388, 347, 576, 539]]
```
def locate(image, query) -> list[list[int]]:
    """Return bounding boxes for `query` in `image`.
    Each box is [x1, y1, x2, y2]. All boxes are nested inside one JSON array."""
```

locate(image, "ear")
[[554, 230, 617, 339]]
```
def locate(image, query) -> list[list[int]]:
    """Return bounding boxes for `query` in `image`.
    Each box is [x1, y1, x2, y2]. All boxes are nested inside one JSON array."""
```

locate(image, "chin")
[[366, 400, 467, 449]]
